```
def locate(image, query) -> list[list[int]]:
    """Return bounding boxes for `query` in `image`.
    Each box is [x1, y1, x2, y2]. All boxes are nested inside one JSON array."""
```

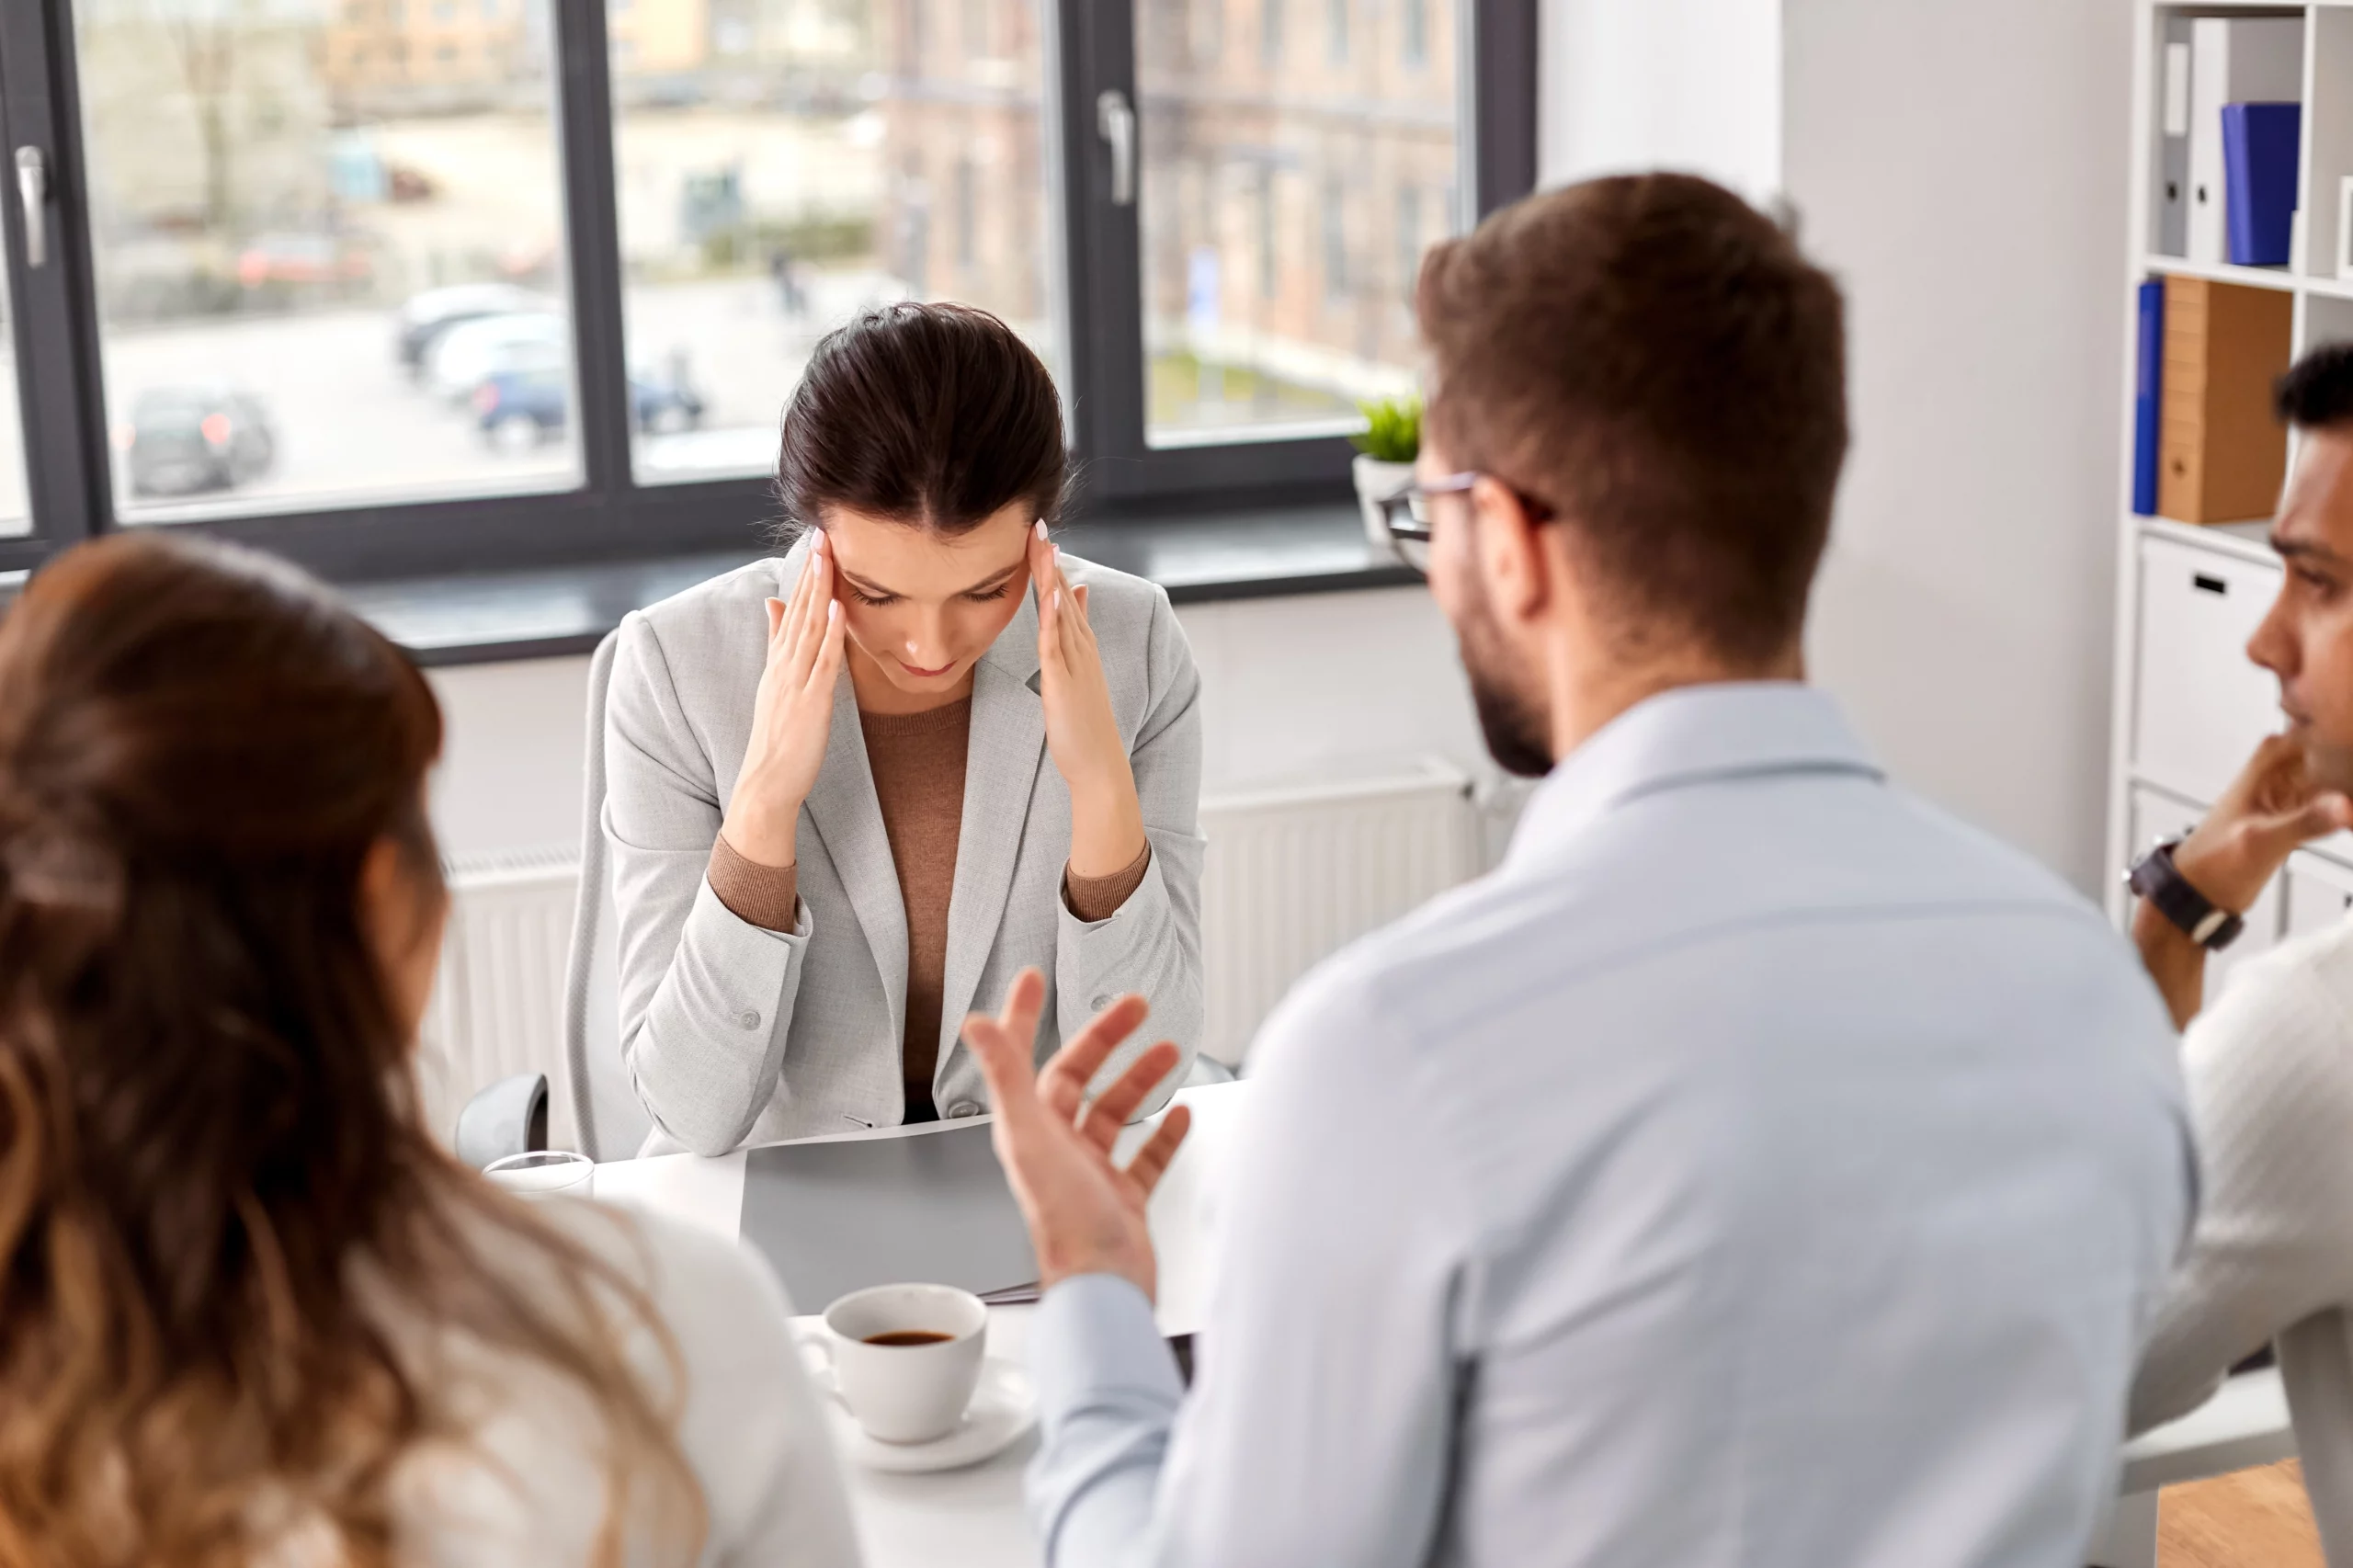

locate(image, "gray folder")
[[739, 1121, 1039, 1312], [2159, 17, 2192, 257]]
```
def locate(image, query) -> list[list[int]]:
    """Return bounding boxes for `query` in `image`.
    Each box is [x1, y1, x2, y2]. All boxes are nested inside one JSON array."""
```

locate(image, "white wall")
[[1540, 0, 1783, 202], [1783, 0, 2131, 892], [1540, 0, 2131, 892], [426, 589, 1495, 861]]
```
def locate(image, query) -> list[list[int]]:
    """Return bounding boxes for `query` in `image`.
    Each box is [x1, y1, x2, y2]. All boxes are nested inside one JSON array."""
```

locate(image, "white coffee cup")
[[820, 1283, 987, 1444]]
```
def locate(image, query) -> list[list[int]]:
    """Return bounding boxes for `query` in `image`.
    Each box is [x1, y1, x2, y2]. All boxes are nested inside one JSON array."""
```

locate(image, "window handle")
[[14, 147, 45, 270], [1097, 89, 1135, 207]]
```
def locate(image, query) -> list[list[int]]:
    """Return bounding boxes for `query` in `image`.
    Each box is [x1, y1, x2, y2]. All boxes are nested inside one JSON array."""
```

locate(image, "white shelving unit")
[[2108, 1, 2353, 971]]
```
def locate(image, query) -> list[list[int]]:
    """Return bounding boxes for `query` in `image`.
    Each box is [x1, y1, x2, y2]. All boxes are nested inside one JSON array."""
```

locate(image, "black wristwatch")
[[2126, 840, 2245, 950]]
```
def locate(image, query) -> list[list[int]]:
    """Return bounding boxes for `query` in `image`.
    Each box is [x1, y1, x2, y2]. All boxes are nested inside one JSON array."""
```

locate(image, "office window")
[[70, 0, 578, 525], [0, 0, 1527, 576], [608, 0, 1057, 486], [1140, 0, 1455, 446]]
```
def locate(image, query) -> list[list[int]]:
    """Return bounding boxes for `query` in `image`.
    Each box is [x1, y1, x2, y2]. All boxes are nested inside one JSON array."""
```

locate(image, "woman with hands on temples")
[[605, 301, 1205, 1155]]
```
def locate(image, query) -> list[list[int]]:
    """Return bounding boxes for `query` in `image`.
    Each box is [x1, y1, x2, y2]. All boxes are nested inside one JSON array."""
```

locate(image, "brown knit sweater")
[[708, 696, 1149, 1121]]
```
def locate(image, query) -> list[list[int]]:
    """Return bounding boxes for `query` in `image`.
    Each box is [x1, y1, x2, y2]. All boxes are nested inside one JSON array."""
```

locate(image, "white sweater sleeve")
[[2130, 924, 2353, 1434]]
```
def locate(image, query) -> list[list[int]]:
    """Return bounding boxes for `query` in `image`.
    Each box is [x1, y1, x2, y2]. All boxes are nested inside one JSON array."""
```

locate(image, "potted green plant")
[[1351, 394, 1420, 564]]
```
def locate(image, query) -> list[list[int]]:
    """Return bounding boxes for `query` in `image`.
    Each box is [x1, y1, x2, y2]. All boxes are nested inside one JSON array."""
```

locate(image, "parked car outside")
[[119, 386, 277, 498], [426, 312, 569, 403], [392, 284, 558, 375], [474, 367, 705, 452]]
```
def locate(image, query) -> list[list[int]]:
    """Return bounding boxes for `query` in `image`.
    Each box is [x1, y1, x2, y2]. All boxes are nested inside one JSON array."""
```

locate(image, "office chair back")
[[2282, 1308, 2353, 1565], [561, 629, 653, 1162]]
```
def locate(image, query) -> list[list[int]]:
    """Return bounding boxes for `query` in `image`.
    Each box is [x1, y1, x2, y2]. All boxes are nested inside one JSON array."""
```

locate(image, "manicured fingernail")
[[827, 599, 839, 623], [1051, 544, 1062, 566], [1051, 588, 1062, 610], [1034, 519, 1048, 540]]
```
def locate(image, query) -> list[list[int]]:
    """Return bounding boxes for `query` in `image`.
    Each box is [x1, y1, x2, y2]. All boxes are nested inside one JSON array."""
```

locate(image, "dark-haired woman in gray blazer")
[[605, 303, 1203, 1155]]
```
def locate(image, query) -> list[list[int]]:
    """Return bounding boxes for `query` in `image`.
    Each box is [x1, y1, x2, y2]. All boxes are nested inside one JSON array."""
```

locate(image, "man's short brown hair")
[[1416, 173, 1847, 664]]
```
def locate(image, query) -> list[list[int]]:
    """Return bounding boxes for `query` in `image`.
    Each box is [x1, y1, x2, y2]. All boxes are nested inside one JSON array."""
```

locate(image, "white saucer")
[[822, 1357, 1038, 1473]]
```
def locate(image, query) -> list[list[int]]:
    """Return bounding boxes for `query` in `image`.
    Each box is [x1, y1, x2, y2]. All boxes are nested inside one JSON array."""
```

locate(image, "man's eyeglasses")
[[1376, 472, 1556, 545]]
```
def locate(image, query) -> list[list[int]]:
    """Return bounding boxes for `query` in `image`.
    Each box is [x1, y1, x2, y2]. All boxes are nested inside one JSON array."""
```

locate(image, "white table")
[[590, 1080, 2294, 1568], [589, 1082, 1249, 1568]]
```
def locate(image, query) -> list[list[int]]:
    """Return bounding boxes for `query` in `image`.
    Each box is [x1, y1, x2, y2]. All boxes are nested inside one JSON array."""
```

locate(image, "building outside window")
[[1396, 183, 1420, 307], [1322, 175, 1347, 302], [1139, 0, 1456, 443], [0, 0, 1525, 576]]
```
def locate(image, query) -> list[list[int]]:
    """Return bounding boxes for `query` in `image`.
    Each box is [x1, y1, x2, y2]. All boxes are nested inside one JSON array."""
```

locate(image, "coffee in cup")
[[821, 1283, 986, 1443]]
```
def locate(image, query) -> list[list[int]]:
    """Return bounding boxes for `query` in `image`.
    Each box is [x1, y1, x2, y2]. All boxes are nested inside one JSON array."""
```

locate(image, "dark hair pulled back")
[[774, 300, 1067, 540]]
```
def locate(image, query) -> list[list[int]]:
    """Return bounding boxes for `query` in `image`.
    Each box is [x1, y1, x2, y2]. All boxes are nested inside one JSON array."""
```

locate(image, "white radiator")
[[1198, 760, 1480, 1066], [416, 846, 581, 1151]]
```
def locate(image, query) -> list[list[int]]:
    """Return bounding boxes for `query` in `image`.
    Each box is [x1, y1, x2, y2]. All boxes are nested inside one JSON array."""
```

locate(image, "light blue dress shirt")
[[1028, 683, 2194, 1568]]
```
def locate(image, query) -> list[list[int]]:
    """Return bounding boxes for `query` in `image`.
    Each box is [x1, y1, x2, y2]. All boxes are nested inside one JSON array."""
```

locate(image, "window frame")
[[0, 0, 1536, 585]]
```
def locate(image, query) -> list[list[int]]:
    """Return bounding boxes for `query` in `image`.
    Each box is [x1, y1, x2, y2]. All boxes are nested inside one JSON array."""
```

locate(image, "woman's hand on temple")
[[722, 534, 847, 867], [1030, 524, 1146, 879]]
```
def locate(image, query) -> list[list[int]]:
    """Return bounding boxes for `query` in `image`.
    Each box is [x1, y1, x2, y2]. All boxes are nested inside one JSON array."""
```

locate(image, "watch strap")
[[2127, 841, 2246, 951]]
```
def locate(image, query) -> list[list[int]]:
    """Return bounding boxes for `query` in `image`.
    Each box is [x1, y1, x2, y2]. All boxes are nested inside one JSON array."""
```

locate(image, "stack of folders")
[[2132, 274, 2290, 525], [2157, 16, 2302, 267]]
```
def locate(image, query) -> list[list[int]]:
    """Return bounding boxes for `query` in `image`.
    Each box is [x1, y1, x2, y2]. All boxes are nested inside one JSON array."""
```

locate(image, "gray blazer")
[[604, 543, 1204, 1156]]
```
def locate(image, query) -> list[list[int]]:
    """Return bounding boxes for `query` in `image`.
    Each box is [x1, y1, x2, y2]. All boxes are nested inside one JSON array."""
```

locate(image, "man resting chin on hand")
[[2127, 345, 2353, 1440]]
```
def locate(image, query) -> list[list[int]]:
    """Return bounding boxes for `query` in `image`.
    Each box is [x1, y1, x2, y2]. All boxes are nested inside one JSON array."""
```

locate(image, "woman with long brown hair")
[[0, 535, 858, 1567]]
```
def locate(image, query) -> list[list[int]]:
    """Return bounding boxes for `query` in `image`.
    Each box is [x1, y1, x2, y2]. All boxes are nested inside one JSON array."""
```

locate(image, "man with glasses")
[[961, 173, 2195, 1567]]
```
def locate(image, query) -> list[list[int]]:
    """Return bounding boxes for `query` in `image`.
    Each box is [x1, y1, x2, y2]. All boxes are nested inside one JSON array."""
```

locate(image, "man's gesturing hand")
[[961, 969, 1191, 1300]]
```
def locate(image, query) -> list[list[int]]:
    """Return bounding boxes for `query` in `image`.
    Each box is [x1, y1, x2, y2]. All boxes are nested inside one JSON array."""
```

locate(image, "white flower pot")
[[1353, 454, 1416, 566]]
